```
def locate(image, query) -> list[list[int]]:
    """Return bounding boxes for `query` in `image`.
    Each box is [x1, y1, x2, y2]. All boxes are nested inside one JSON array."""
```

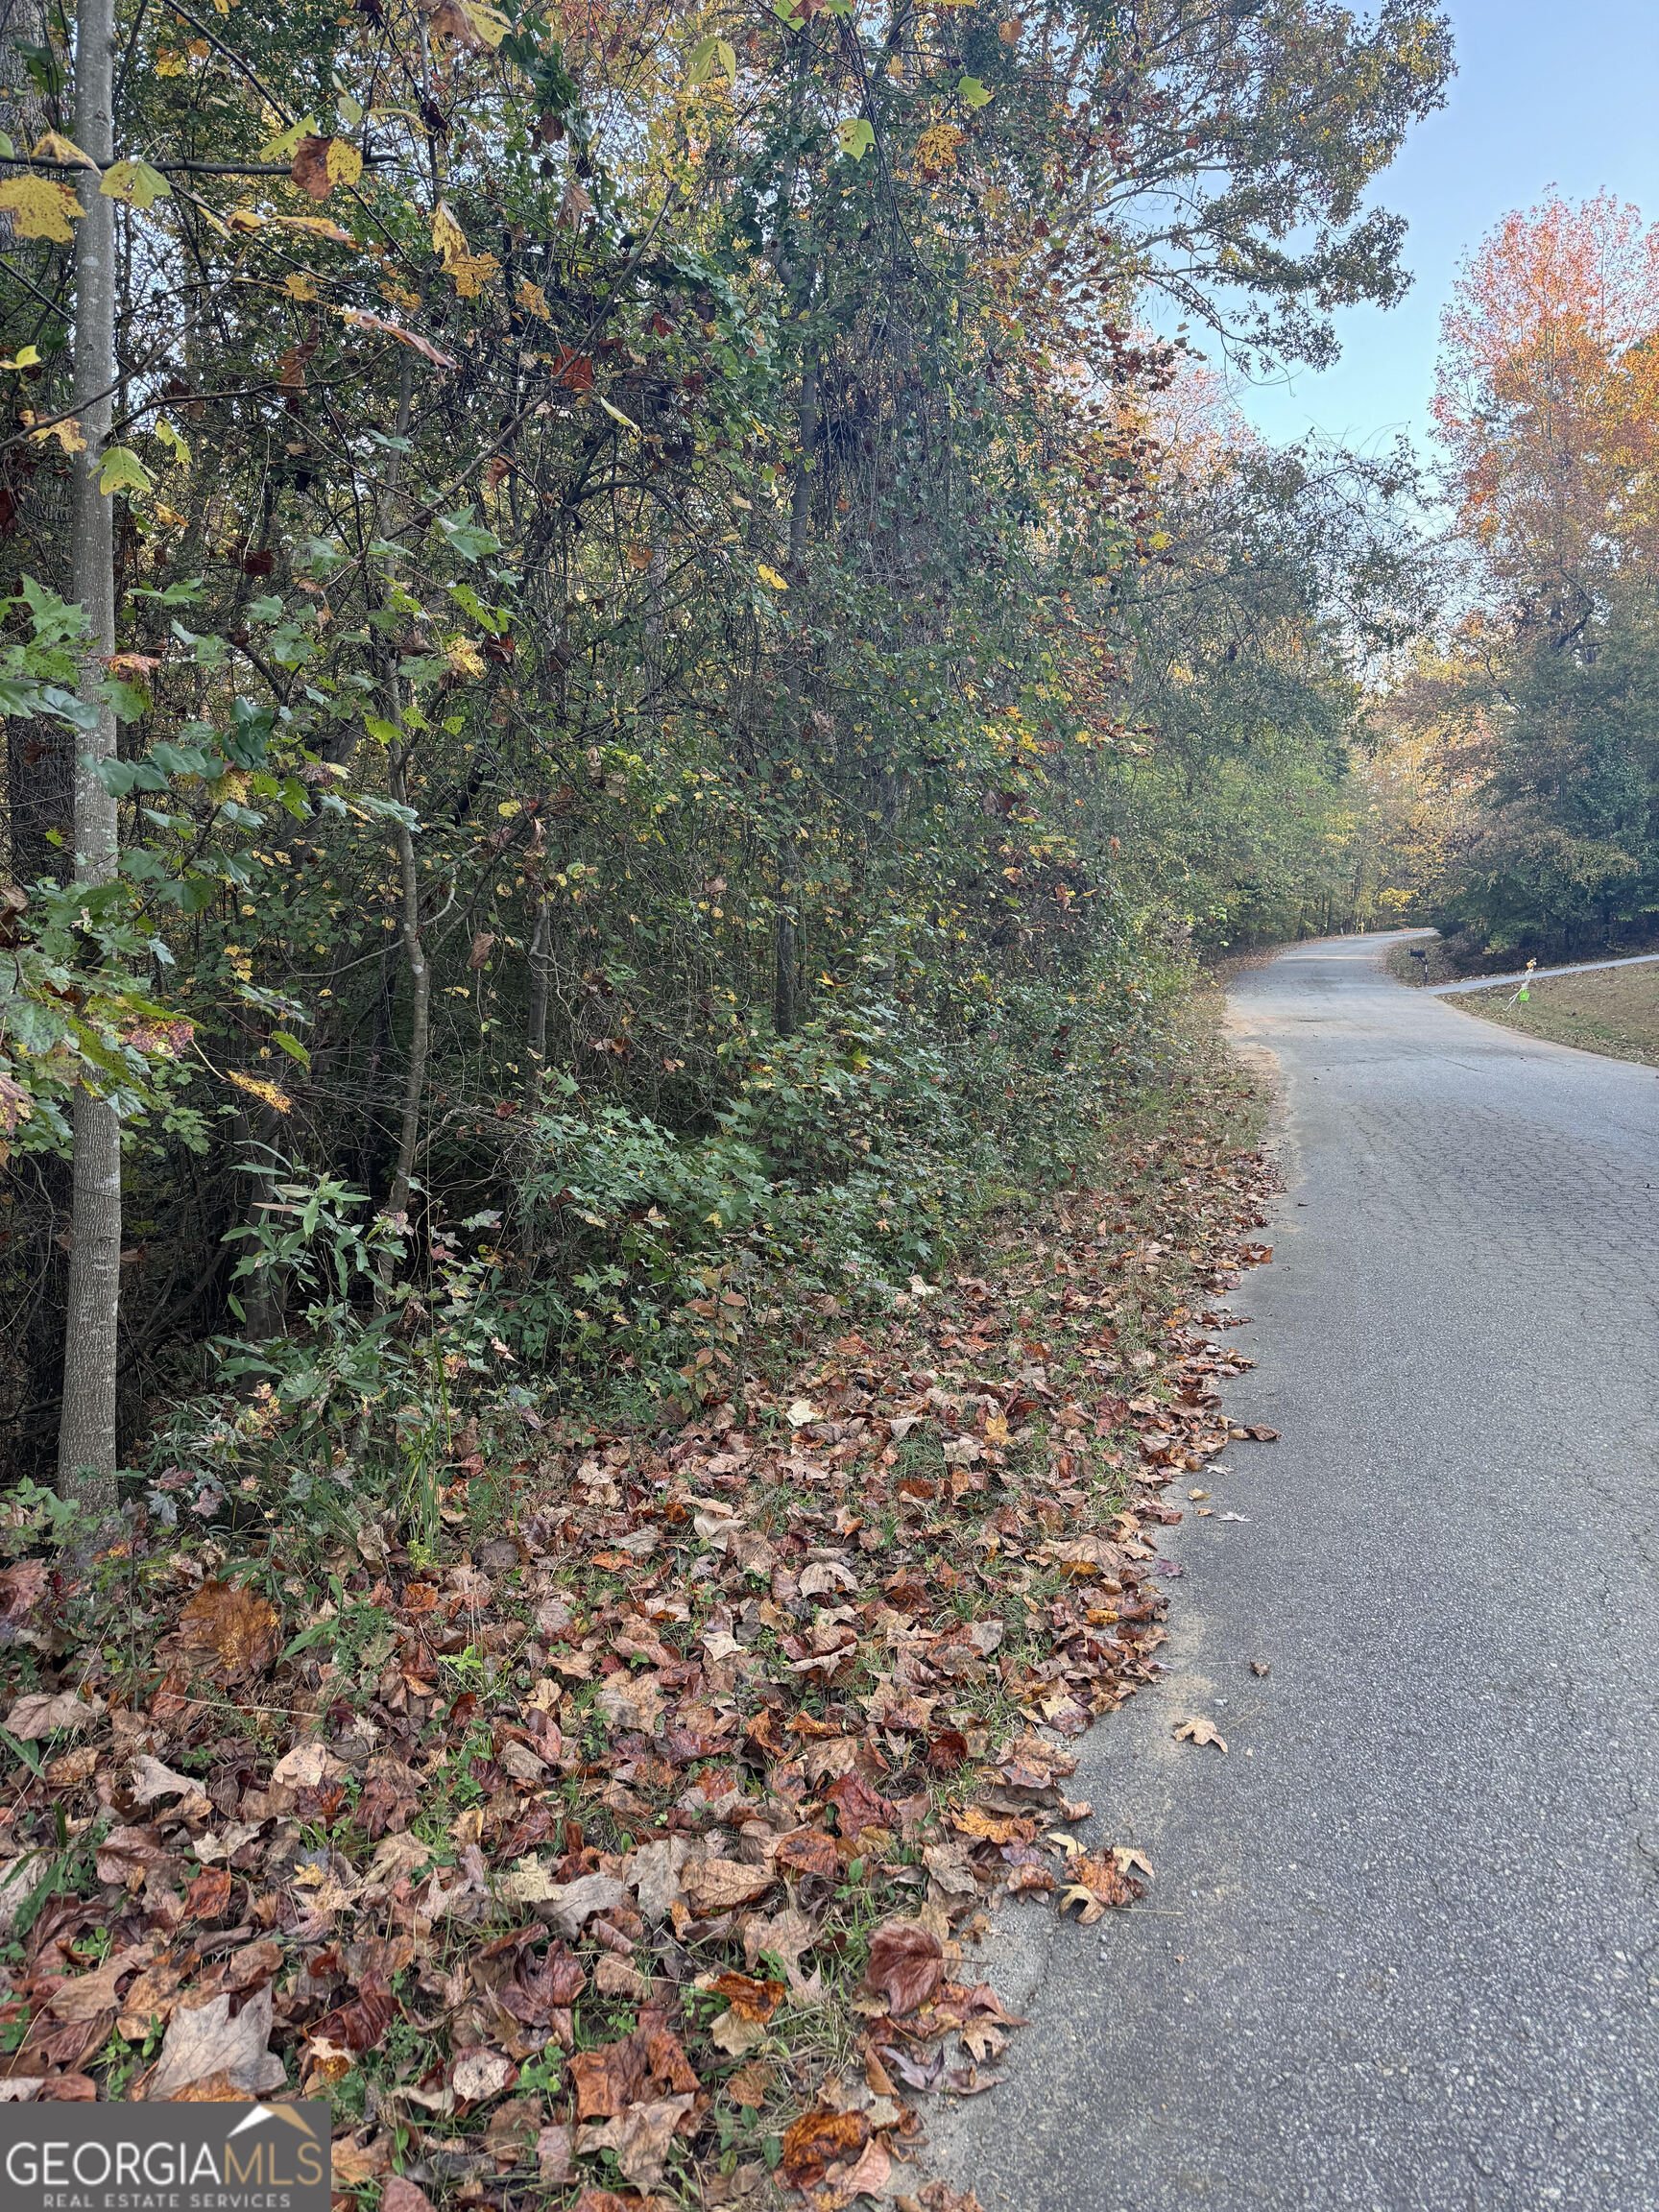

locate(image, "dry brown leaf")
[[780, 2108, 869, 2191], [1173, 1716, 1227, 1751], [129, 1752, 197, 1804], [380, 2179, 438, 2212], [6, 1690, 103, 1740], [681, 1857, 775, 1915], [45, 1942, 154, 2022], [863, 1921, 944, 2016], [289, 134, 358, 203], [575, 2093, 695, 2190], [142, 1984, 284, 2101], [330, 2135, 392, 2187], [175, 1581, 279, 1681], [727, 2059, 775, 2107], [536, 2123, 576, 2184]]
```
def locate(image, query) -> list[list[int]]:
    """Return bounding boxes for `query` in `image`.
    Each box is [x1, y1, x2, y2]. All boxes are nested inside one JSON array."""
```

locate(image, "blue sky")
[[1224, 0, 1659, 462]]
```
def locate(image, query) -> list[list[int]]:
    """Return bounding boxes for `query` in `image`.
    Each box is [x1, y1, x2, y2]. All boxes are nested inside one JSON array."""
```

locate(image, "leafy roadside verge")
[[0, 1033, 1275, 2212]]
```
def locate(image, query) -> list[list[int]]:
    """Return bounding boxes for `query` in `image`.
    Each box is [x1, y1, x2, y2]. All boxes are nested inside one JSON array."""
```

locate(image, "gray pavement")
[[934, 931, 1659, 2212]]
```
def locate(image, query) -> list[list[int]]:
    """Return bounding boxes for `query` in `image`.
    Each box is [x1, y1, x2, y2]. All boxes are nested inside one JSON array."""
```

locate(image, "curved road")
[[937, 932, 1659, 2211]]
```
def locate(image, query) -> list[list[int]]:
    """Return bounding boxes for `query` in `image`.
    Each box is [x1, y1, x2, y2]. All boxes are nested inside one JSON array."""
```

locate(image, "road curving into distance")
[[934, 929, 1659, 2212]]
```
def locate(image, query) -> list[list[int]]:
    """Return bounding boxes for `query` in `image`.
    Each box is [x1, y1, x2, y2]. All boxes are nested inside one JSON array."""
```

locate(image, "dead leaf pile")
[[0, 1114, 1276, 2207]]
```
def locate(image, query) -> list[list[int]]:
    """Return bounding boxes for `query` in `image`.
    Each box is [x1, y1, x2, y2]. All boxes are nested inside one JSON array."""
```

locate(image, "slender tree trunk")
[[57, 0, 120, 1506], [773, 338, 817, 1040], [524, 897, 550, 1108], [383, 727, 429, 1266], [772, 840, 797, 1038]]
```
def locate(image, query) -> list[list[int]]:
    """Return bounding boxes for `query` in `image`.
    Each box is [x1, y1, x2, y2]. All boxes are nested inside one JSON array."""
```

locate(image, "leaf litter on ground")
[[0, 1080, 1277, 2210]]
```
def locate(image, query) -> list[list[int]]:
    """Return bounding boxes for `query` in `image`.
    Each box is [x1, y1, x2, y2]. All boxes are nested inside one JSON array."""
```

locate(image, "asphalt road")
[[934, 932, 1659, 2212]]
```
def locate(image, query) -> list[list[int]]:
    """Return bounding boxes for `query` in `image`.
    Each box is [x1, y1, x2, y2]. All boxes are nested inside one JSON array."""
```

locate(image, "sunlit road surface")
[[936, 931, 1659, 2212]]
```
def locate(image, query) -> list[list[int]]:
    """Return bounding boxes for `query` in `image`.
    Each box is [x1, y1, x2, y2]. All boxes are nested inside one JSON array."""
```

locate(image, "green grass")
[[1445, 962, 1659, 1067]]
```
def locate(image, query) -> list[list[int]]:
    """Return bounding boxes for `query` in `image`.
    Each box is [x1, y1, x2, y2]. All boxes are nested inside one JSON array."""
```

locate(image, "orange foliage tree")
[[1433, 192, 1659, 643]]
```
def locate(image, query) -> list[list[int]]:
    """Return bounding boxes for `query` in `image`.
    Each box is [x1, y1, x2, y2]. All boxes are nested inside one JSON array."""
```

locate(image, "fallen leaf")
[[142, 1984, 285, 2101], [727, 2059, 774, 2107], [781, 2108, 869, 2190], [575, 2092, 694, 2189], [1057, 1854, 1142, 1923], [271, 1741, 348, 1789], [536, 2124, 576, 2184], [46, 1942, 155, 2021], [330, 2135, 392, 2187], [681, 1858, 774, 1915], [451, 2048, 515, 2104], [175, 1581, 279, 1681], [1173, 1716, 1227, 1751], [863, 1922, 944, 2016], [380, 2180, 437, 2212], [130, 1752, 198, 1804], [6, 1690, 103, 1740]]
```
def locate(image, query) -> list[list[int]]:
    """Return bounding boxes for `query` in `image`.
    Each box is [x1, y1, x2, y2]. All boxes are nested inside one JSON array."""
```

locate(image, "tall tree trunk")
[[524, 896, 550, 1107], [56, 0, 119, 1506], [773, 340, 817, 1041], [382, 729, 429, 1278]]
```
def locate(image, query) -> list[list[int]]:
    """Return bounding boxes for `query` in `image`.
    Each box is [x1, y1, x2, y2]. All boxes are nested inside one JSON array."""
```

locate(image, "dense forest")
[[0, 0, 1450, 1497]]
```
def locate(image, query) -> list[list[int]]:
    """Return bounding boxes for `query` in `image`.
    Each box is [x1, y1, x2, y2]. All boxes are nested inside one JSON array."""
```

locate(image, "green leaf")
[[271, 1029, 311, 1068], [149, 740, 210, 777], [97, 445, 153, 497], [362, 713, 400, 745], [100, 158, 170, 209], [103, 677, 151, 723], [260, 114, 318, 161], [836, 118, 875, 161], [435, 510, 502, 563], [688, 35, 736, 84], [131, 576, 205, 606], [958, 74, 993, 107]]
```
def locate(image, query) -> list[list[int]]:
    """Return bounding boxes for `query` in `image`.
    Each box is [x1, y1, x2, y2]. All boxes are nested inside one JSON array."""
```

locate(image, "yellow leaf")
[[915, 122, 964, 175], [0, 176, 84, 243], [271, 212, 355, 242], [430, 199, 499, 295], [431, 199, 469, 267], [451, 252, 498, 299], [756, 563, 788, 591], [32, 130, 97, 169], [462, 0, 509, 44], [283, 272, 320, 301], [445, 637, 485, 678], [324, 138, 362, 189], [1, 345, 40, 370], [21, 411, 84, 455], [515, 276, 550, 322], [155, 47, 188, 73], [225, 1070, 293, 1114]]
